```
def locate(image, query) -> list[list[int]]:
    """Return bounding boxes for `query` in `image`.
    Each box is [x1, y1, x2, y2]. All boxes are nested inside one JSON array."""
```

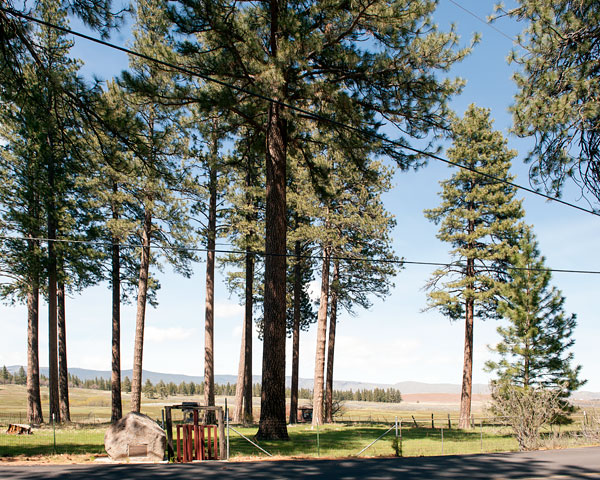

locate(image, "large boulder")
[[105, 412, 166, 462]]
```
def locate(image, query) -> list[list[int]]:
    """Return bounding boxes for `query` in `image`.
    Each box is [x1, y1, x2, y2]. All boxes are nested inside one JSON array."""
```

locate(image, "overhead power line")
[[0, 234, 599, 276], [2, 6, 599, 219], [447, 0, 517, 43]]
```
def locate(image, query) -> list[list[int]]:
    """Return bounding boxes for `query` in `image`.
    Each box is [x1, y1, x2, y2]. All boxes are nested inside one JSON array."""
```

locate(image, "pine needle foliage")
[[486, 227, 585, 419]]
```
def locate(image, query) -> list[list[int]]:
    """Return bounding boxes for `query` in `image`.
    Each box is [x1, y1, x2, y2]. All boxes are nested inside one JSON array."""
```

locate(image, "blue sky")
[[1, 1, 599, 392]]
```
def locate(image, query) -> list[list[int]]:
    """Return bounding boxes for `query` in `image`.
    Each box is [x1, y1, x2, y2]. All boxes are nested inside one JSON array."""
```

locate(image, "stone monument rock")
[[104, 412, 166, 462]]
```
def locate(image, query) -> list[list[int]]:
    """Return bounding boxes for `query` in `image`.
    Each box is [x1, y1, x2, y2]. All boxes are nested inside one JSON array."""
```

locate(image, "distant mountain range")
[[6, 365, 599, 400]]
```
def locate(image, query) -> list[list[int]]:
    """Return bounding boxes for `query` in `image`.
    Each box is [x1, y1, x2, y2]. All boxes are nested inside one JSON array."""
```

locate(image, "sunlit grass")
[[0, 384, 595, 460]]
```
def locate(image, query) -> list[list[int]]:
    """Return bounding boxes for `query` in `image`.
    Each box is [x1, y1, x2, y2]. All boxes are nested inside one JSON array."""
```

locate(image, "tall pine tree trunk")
[[111, 186, 122, 422], [58, 280, 70, 422], [47, 148, 60, 423], [312, 246, 330, 427], [204, 162, 217, 414], [131, 208, 152, 413], [233, 319, 246, 423], [257, 0, 288, 438], [234, 251, 254, 424], [459, 255, 475, 430], [242, 252, 254, 423], [324, 258, 339, 423], [257, 52, 289, 439], [26, 196, 43, 425], [289, 241, 302, 425], [26, 277, 43, 424]]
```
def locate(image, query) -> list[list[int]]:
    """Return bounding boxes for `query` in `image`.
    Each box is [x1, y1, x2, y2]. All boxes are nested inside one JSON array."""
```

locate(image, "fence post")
[[447, 414, 451, 429], [399, 419, 403, 457], [431, 414, 434, 429], [394, 417, 399, 457], [225, 399, 230, 461]]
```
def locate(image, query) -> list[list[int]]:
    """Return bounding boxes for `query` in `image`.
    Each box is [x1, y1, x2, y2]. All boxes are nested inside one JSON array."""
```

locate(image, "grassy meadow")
[[0, 384, 596, 461]]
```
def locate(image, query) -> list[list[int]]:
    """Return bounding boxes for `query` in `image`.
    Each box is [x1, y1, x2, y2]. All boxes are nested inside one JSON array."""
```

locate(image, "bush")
[[488, 382, 564, 451]]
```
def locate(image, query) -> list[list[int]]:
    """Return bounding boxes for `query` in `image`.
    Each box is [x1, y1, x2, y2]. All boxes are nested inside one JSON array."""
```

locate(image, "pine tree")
[[169, 0, 473, 440], [0, 0, 110, 424], [87, 80, 156, 422], [0, 89, 45, 424], [424, 105, 524, 429], [0, 366, 9, 384], [286, 160, 317, 425], [221, 136, 265, 425], [16, 366, 27, 385], [503, 0, 600, 209], [486, 227, 585, 417], [122, 376, 132, 393], [143, 379, 155, 399], [121, 0, 197, 413], [313, 157, 398, 425]]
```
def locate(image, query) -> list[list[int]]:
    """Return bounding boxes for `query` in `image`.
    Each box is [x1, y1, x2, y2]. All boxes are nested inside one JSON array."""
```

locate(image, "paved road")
[[1, 447, 599, 479]]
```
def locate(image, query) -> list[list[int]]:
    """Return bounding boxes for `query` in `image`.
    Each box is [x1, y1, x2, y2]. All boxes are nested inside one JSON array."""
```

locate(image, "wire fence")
[[1, 410, 598, 460]]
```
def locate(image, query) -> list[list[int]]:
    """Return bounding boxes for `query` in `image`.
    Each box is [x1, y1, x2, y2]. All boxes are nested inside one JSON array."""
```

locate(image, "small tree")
[[0, 366, 10, 384], [486, 227, 585, 419], [488, 381, 563, 451], [16, 367, 27, 385], [122, 376, 132, 393], [143, 379, 156, 399]]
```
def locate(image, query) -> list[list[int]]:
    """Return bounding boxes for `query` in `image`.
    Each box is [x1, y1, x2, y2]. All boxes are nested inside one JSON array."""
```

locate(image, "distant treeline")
[[1, 367, 402, 403], [334, 387, 403, 403]]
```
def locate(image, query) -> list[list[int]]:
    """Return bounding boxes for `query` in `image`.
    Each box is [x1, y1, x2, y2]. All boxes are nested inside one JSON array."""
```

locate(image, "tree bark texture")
[[242, 251, 254, 423], [58, 281, 70, 422], [459, 255, 475, 430], [111, 191, 122, 422], [289, 241, 302, 425], [257, 100, 288, 439], [312, 247, 331, 427], [324, 258, 339, 423], [131, 208, 152, 413], [47, 152, 60, 423], [26, 281, 43, 424], [233, 321, 246, 423], [204, 162, 217, 415]]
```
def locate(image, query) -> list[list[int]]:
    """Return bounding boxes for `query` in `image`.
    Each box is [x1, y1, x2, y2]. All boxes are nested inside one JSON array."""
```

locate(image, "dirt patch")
[[0, 454, 97, 465]]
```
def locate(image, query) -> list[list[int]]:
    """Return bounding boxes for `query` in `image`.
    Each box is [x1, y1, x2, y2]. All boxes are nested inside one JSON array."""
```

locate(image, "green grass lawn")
[[0, 424, 106, 457], [0, 422, 518, 459], [226, 423, 518, 459]]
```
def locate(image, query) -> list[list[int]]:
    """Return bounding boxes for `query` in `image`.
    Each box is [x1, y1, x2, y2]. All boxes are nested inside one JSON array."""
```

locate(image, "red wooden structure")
[[164, 404, 225, 462], [175, 410, 219, 462]]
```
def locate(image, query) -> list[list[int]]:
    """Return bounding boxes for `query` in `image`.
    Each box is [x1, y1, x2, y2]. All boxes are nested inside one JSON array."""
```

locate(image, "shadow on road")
[[1, 446, 599, 479]]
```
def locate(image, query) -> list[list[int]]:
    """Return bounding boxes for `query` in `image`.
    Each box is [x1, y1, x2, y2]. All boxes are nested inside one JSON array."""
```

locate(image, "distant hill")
[[5, 365, 599, 399], [6, 365, 485, 392]]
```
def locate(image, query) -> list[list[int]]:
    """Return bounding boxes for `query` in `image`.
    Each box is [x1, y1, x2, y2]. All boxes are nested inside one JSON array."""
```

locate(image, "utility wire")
[[2, 6, 599, 219], [1, 234, 599, 276], [447, 0, 516, 43]]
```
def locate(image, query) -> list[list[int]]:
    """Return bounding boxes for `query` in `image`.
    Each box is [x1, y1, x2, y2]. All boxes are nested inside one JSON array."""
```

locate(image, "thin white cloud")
[[335, 335, 422, 371], [146, 326, 196, 343], [214, 302, 244, 319]]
